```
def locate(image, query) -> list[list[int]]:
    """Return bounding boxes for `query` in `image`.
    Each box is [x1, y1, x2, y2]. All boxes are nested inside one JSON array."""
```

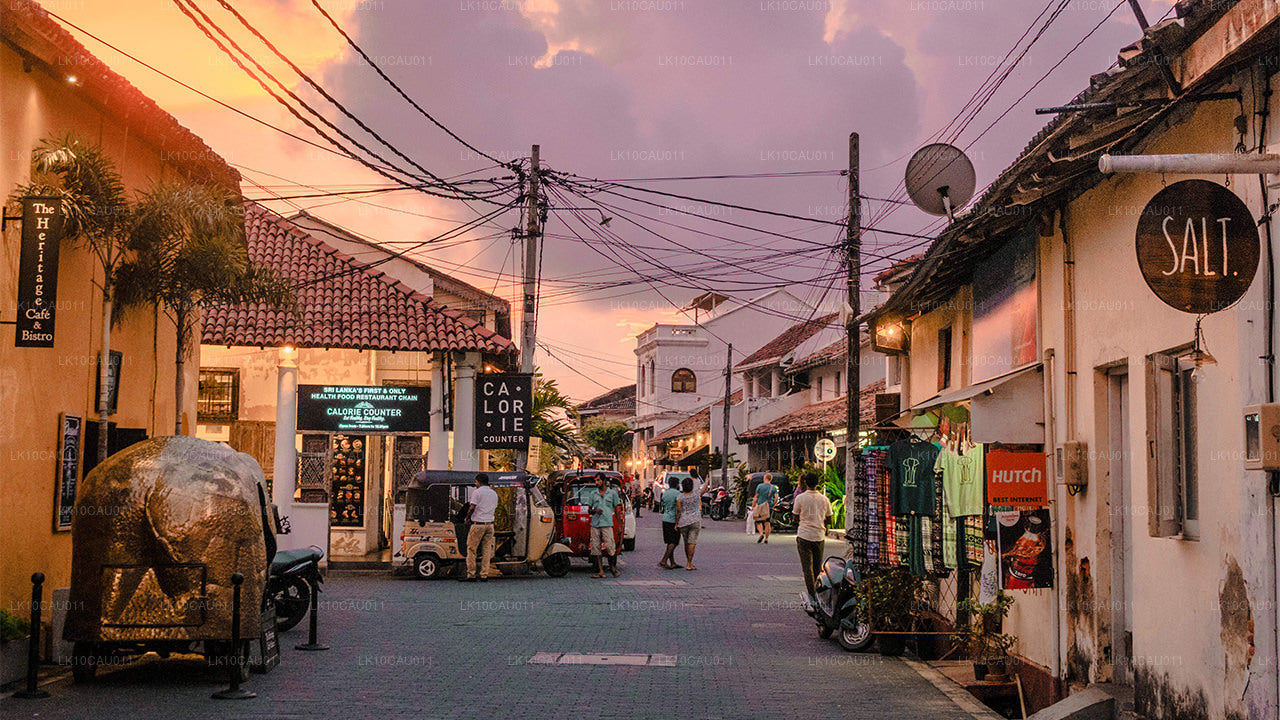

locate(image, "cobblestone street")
[[7, 515, 991, 719]]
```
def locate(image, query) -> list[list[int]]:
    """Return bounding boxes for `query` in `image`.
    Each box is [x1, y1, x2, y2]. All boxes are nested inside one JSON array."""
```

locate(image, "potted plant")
[[855, 567, 921, 656], [951, 593, 1017, 682], [1, 608, 31, 686]]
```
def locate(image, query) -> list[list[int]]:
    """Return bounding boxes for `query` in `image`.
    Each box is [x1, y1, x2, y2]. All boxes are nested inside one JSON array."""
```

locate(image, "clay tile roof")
[[737, 380, 884, 441], [650, 407, 712, 445], [736, 313, 839, 369], [786, 339, 845, 375], [200, 203, 516, 355], [576, 385, 637, 413]]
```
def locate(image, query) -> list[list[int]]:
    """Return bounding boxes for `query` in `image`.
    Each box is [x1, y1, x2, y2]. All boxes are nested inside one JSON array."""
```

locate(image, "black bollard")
[[294, 578, 328, 652], [12, 573, 50, 699], [211, 573, 255, 700]]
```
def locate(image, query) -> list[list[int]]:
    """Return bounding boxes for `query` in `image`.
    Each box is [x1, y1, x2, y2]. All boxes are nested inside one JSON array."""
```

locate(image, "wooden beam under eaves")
[[1176, 0, 1280, 89]]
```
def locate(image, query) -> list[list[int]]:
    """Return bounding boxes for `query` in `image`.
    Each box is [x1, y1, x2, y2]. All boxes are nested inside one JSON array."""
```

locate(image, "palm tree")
[[114, 182, 293, 435], [531, 374, 583, 460], [11, 136, 130, 463]]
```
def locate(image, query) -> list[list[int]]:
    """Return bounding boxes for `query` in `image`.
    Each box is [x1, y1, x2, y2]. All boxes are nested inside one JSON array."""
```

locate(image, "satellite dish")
[[905, 143, 976, 221]]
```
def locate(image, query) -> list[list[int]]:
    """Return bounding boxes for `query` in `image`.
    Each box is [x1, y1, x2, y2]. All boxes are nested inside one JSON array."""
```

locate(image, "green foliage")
[[582, 419, 631, 459], [820, 464, 846, 529], [11, 134, 130, 268], [532, 374, 583, 456], [115, 181, 294, 328], [0, 609, 30, 642], [854, 567, 922, 633], [951, 593, 1018, 660]]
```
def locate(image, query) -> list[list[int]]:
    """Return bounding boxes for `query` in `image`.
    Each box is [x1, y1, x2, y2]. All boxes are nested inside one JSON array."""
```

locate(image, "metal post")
[[721, 344, 732, 488], [516, 145, 541, 472], [211, 573, 254, 700], [295, 576, 329, 652], [12, 573, 49, 699], [844, 133, 861, 531]]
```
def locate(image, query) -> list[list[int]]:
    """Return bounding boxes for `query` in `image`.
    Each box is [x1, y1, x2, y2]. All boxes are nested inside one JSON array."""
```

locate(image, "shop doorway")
[[1106, 368, 1134, 684]]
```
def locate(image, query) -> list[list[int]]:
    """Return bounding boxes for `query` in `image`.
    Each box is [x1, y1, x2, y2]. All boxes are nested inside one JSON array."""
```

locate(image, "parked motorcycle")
[[707, 487, 731, 521], [804, 531, 873, 652], [770, 498, 798, 533], [267, 545, 324, 632]]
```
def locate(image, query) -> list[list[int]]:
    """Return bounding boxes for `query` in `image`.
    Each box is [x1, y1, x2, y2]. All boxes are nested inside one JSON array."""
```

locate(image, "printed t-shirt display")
[[887, 439, 940, 516]]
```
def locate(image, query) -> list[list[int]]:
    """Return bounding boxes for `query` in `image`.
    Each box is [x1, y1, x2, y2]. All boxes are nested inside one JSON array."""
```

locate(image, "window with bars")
[[197, 368, 239, 422]]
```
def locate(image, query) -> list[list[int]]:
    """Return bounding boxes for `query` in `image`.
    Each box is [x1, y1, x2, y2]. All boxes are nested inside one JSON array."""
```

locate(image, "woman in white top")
[[674, 477, 702, 570]]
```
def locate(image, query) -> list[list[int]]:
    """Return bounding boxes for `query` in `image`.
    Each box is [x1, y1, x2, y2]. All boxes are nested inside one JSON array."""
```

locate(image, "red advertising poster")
[[996, 508, 1053, 590], [986, 449, 1048, 508]]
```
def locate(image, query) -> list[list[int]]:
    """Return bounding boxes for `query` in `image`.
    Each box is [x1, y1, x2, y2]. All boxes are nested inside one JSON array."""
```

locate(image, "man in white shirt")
[[792, 471, 832, 601], [462, 473, 499, 582]]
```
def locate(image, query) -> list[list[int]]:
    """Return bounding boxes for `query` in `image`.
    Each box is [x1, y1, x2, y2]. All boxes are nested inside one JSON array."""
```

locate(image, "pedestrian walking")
[[751, 473, 778, 544], [792, 471, 833, 602], [676, 477, 702, 570], [658, 476, 682, 569], [582, 473, 624, 577], [461, 473, 498, 582]]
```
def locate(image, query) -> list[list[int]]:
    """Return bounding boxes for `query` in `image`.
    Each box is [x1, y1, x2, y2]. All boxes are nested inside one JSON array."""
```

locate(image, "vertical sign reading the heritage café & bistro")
[[475, 374, 533, 449], [15, 197, 64, 347]]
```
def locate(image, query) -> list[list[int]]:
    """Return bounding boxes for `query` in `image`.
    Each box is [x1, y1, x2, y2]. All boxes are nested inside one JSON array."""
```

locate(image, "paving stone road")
[[6, 513, 985, 719]]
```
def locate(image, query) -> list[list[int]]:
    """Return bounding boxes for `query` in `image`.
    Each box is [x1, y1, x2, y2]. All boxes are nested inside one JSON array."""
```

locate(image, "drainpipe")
[[1044, 347, 1063, 687]]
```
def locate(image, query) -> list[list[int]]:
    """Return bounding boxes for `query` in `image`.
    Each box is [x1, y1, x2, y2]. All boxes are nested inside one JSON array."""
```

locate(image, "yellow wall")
[[1, 44, 209, 614]]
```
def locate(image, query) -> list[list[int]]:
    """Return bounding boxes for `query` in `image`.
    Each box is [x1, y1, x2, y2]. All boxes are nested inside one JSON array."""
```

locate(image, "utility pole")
[[843, 133, 860, 531], [721, 344, 732, 488], [516, 145, 540, 473]]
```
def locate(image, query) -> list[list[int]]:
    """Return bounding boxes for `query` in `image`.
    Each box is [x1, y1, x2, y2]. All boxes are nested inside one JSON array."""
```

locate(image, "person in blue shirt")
[[752, 473, 779, 544], [581, 473, 624, 577], [657, 476, 682, 569]]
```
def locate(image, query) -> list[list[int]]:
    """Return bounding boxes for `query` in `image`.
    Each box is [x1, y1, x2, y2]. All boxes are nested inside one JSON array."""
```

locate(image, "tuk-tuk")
[[64, 436, 274, 682], [397, 471, 571, 579], [546, 470, 631, 559]]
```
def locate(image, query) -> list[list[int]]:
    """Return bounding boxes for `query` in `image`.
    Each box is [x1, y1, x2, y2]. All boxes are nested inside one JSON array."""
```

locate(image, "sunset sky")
[[54, 0, 1173, 402]]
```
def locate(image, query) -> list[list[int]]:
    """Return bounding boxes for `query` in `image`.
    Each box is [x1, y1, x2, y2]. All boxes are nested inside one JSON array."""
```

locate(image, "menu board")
[[330, 434, 365, 527], [54, 413, 82, 531]]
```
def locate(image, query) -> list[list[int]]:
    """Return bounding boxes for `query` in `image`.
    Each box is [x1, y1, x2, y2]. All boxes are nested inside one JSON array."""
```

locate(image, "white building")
[[631, 289, 813, 479]]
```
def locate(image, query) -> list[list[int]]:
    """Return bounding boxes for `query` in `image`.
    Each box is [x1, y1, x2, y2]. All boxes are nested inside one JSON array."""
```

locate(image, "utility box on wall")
[[1243, 403, 1280, 470], [1056, 441, 1088, 494]]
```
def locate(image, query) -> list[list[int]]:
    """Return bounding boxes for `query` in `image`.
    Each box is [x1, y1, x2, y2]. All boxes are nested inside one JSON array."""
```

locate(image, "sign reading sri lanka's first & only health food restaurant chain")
[[15, 197, 64, 348], [296, 385, 430, 433]]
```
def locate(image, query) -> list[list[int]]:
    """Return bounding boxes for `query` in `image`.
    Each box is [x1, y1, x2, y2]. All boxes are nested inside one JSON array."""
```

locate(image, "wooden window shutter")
[[1144, 352, 1181, 537]]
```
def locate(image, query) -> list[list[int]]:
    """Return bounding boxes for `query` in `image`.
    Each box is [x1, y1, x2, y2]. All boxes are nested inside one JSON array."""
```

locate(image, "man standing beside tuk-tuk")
[[582, 473, 623, 578], [462, 473, 498, 582]]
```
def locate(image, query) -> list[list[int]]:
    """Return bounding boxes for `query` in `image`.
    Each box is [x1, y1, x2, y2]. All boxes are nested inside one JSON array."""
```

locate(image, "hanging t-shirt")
[[887, 439, 939, 516], [936, 443, 985, 517]]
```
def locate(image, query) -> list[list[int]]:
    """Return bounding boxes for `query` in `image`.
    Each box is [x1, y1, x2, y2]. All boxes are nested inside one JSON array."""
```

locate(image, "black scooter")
[[804, 532, 873, 652], [267, 545, 324, 632], [770, 498, 798, 534]]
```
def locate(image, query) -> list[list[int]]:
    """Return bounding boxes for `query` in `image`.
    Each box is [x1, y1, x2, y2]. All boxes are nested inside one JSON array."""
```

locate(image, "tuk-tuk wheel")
[[414, 553, 444, 580], [71, 642, 98, 683], [543, 553, 571, 578], [206, 640, 251, 681]]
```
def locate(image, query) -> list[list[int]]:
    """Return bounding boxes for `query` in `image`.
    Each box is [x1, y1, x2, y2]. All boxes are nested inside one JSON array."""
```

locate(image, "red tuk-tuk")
[[547, 470, 630, 559]]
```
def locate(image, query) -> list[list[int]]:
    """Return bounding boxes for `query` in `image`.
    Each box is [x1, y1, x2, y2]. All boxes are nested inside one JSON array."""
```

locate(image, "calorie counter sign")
[[986, 448, 1048, 508], [475, 373, 533, 449]]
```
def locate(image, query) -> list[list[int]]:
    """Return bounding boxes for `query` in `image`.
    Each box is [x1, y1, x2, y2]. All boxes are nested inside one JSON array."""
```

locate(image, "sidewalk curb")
[[902, 658, 1006, 720]]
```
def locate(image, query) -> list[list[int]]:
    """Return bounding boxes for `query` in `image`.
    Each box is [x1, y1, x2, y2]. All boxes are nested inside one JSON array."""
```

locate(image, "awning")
[[904, 363, 1044, 444], [672, 445, 710, 467]]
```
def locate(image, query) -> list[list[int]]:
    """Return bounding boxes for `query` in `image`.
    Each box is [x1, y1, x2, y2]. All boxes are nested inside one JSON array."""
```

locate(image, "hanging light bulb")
[[1187, 316, 1217, 383]]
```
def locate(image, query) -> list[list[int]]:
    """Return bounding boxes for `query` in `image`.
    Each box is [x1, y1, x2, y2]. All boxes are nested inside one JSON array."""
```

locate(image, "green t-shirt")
[[661, 488, 681, 523], [935, 444, 984, 517], [581, 487, 622, 528], [887, 439, 939, 516]]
